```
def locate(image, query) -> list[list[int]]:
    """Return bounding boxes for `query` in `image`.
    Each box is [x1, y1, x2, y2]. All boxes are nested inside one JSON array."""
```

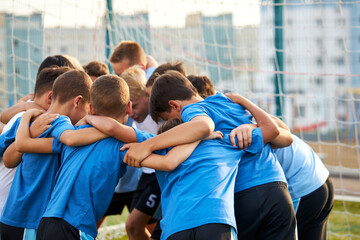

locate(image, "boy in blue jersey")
[[119, 86, 284, 240], [123, 71, 296, 240], [0, 70, 107, 240], [193, 76, 332, 240], [31, 74, 207, 240]]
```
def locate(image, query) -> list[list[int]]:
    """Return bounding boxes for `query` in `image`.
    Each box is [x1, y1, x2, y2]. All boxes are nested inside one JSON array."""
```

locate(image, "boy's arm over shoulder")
[[124, 130, 223, 170], [269, 115, 293, 148], [122, 115, 214, 167], [0, 101, 43, 124], [80, 115, 137, 143], [15, 109, 57, 154], [226, 93, 280, 144]]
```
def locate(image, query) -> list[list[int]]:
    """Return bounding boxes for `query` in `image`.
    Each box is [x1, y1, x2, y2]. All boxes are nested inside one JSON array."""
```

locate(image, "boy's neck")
[[33, 94, 48, 110], [47, 101, 71, 116], [179, 95, 203, 107]]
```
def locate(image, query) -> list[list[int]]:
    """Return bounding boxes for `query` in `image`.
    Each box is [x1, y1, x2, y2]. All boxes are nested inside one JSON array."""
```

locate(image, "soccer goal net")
[[0, 0, 359, 239]]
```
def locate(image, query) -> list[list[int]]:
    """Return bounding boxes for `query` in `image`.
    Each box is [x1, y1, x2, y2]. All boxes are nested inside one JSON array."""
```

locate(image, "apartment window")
[[316, 18, 322, 26], [60, 46, 67, 54], [316, 57, 323, 66], [338, 77, 345, 85], [315, 77, 323, 86]]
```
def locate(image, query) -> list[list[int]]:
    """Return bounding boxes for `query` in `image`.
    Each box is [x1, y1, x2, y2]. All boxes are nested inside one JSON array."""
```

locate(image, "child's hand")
[[16, 93, 34, 104], [29, 112, 59, 138], [120, 142, 149, 168], [204, 130, 223, 140], [24, 108, 45, 118], [229, 124, 257, 149]]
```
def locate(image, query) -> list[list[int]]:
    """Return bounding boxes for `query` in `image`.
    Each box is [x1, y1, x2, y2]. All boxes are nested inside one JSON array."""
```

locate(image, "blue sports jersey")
[[150, 130, 264, 240], [0, 116, 73, 229], [42, 127, 152, 238], [273, 134, 329, 199], [146, 66, 156, 79], [181, 92, 286, 193]]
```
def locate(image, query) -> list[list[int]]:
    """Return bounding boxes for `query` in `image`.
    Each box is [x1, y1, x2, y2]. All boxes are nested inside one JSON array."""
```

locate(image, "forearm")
[[140, 141, 200, 171], [269, 116, 293, 148], [85, 115, 137, 143], [143, 117, 213, 152], [16, 114, 54, 153], [270, 128, 293, 148], [227, 93, 279, 143], [3, 143, 23, 168], [0, 102, 42, 124], [60, 127, 108, 147], [271, 115, 290, 131]]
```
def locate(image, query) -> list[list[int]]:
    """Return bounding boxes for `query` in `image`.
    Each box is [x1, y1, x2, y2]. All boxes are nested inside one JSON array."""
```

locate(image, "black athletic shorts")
[[234, 181, 296, 240], [167, 223, 235, 240], [37, 217, 81, 240], [104, 191, 137, 216], [296, 177, 334, 240], [0, 222, 25, 240], [132, 172, 161, 217]]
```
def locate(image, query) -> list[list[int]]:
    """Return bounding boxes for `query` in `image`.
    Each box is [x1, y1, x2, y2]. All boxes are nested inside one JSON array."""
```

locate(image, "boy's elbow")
[[62, 138, 77, 147], [268, 124, 280, 140], [199, 121, 214, 138], [15, 141, 26, 153]]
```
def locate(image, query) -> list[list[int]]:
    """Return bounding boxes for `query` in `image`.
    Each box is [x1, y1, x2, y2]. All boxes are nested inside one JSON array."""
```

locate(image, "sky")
[[0, 0, 260, 28]]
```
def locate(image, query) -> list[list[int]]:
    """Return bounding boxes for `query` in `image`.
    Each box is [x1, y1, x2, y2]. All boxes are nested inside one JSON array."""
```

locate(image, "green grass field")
[[98, 200, 360, 240]]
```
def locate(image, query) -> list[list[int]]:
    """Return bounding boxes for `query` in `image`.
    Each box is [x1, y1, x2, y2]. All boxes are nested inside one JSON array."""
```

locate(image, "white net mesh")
[[0, 0, 359, 239]]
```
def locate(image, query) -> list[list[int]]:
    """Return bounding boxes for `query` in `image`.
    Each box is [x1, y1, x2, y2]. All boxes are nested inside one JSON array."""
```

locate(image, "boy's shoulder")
[[40, 115, 74, 139], [134, 127, 156, 143]]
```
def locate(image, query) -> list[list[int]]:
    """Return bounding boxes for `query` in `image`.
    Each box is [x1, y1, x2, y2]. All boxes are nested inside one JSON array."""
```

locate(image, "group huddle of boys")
[[0, 41, 333, 240]]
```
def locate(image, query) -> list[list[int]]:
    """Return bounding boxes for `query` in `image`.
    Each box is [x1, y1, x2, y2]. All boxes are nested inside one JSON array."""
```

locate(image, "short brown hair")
[[83, 61, 110, 78], [187, 75, 216, 99], [146, 61, 186, 88], [52, 70, 92, 104], [34, 66, 72, 98], [110, 41, 146, 66], [91, 74, 130, 118], [120, 66, 147, 100], [150, 71, 197, 122], [157, 118, 183, 134]]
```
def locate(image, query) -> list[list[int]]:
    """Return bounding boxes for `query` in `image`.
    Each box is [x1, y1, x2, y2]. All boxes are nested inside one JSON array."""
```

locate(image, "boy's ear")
[[168, 100, 182, 112], [46, 91, 52, 105], [126, 101, 132, 116], [89, 103, 96, 115], [73, 96, 83, 107]]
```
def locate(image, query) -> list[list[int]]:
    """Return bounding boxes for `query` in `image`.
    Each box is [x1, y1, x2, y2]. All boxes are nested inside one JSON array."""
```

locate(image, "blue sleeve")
[[134, 128, 156, 143], [0, 118, 21, 157], [146, 67, 157, 79], [133, 128, 167, 155], [52, 138, 63, 154], [49, 116, 75, 140], [181, 105, 210, 123], [245, 128, 264, 154]]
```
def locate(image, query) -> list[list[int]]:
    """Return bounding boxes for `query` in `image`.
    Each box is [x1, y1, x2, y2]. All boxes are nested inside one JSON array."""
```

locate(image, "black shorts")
[[296, 177, 334, 240], [234, 181, 296, 240], [104, 191, 137, 216], [168, 223, 235, 240], [37, 217, 80, 240], [132, 172, 161, 217], [0, 222, 25, 240]]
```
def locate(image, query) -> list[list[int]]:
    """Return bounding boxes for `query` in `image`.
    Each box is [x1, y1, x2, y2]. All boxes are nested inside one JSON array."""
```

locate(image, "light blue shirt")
[[273, 134, 329, 199], [1, 116, 73, 229]]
